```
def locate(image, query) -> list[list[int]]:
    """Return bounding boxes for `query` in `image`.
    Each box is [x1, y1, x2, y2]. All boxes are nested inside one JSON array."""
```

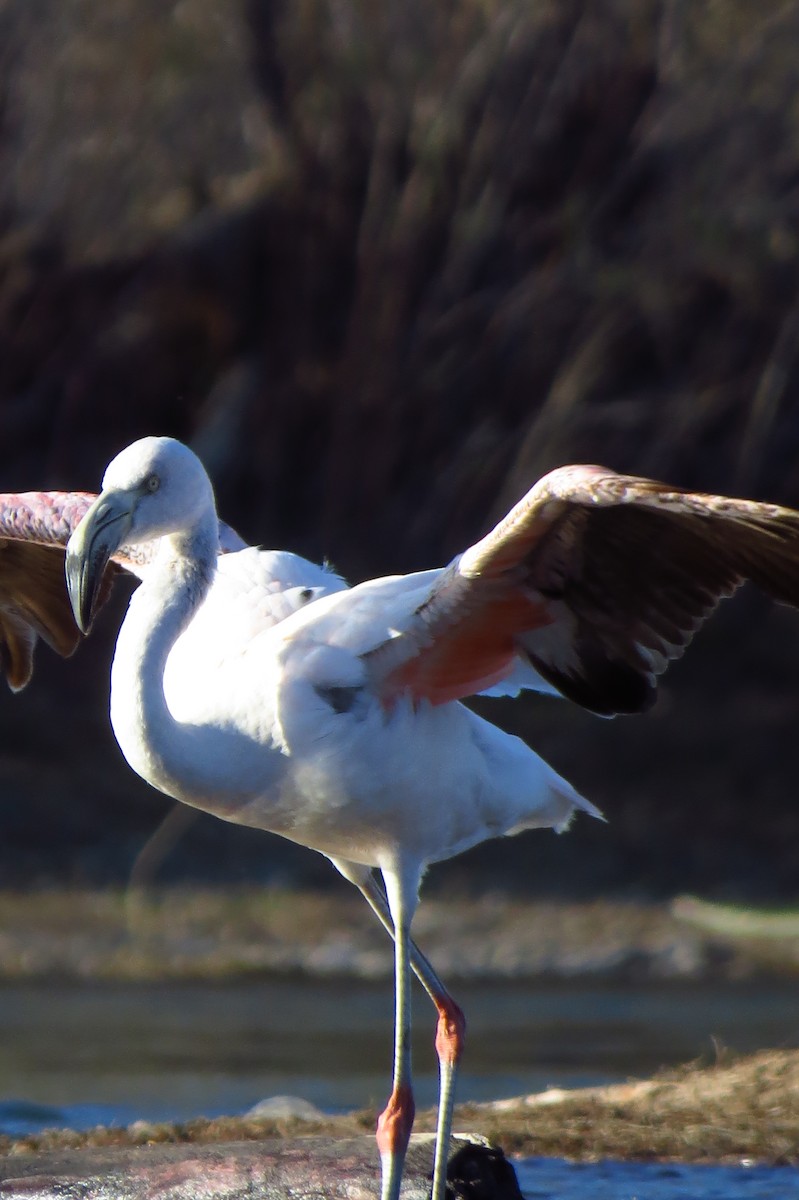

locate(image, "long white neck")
[[110, 519, 219, 804]]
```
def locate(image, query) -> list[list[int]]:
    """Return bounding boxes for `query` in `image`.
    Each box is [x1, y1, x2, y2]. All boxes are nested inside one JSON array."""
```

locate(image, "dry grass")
[[3, 1049, 797, 1164], [463, 1048, 799, 1163]]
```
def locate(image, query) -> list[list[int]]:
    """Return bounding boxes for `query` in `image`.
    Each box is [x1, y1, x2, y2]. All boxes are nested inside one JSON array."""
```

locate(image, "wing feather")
[[364, 465, 799, 715]]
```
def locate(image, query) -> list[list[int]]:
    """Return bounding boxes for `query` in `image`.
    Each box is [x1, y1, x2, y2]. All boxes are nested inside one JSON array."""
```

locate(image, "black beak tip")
[[65, 550, 98, 635]]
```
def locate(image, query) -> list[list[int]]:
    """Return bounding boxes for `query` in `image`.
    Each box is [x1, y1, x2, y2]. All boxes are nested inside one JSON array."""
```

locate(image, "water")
[[2, 976, 798, 1130], [1, 977, 797, 1197], [515, 1158, 798, 1198]]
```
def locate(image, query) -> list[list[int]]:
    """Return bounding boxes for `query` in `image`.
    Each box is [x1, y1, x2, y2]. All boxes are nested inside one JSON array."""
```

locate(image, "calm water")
[[515, 1158, 797, 1198], [1, 977, 797, 1197]]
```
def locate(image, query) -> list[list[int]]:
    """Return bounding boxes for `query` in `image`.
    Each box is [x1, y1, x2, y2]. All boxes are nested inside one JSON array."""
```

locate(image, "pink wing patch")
[[380, 590, 554, 706]]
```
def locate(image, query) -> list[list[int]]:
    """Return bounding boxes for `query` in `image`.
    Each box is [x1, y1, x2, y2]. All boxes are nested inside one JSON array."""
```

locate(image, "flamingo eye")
[[145, 474, 160, 494]]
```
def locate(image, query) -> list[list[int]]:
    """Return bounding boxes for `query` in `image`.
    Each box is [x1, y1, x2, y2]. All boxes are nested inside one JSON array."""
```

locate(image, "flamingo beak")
[[66, 491, 134, 633]]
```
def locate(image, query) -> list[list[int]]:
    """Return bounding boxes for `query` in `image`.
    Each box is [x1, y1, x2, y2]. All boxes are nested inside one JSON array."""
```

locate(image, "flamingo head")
[[66, 437, 216, 632]]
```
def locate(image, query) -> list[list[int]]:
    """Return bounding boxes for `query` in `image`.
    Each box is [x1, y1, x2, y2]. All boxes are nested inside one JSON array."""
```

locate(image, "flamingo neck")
[[109, 520, 218, 802]]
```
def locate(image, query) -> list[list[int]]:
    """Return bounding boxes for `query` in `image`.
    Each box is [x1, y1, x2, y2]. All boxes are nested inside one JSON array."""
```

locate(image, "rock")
[[244, 1095, 326, 1122], [0, 1133, 521, 1200]]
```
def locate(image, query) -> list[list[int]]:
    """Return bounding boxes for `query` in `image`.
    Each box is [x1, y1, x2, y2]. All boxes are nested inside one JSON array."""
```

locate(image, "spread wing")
[[0, 490, 248, 692], [363, 465, 799, 716]]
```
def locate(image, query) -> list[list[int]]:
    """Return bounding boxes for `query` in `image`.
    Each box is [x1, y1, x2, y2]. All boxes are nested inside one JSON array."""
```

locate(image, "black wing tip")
[[530, 650, 657, 717]]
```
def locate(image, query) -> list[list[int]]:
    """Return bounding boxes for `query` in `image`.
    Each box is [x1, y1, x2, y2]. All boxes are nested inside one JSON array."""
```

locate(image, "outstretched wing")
[[0, 490, 248, 692], [363, 465, 799, 716]]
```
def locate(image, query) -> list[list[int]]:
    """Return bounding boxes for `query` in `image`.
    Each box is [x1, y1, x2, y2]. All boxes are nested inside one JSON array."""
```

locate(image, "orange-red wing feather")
[[365, 465, 799, 715], [381, 589, 554, 707]]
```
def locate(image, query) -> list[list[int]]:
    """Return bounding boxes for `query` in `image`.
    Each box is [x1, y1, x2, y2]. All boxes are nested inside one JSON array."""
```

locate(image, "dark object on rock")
[[445, 1139, 524, 1200], [0, 1133, 520, 1200]]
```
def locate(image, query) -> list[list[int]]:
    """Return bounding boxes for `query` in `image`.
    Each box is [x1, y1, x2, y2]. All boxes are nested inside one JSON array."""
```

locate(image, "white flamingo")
[[3, 435, 799, 1200]]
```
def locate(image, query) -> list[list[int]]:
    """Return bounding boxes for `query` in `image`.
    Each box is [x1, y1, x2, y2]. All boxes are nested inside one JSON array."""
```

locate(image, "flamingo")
[[3, 437, 799, 1200]]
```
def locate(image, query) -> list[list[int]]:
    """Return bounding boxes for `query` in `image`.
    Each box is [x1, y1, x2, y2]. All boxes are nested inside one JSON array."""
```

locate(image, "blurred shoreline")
[[1, 887, 799, 984]]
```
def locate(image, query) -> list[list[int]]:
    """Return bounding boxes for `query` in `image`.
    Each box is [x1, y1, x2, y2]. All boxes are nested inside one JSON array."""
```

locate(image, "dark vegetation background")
[[1, 0, 799, 899]]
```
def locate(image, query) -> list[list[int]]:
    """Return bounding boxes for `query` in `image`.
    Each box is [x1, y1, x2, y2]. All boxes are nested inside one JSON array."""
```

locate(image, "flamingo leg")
[[376, 864, 422, 1200], [332, 858, 464, 1200], [334, 862, 464, 1200], [430, 996, 464, 1200]]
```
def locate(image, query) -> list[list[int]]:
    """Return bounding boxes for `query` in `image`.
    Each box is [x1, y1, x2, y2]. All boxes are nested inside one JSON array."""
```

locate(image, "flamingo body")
[[114, 536, 594, 868]]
